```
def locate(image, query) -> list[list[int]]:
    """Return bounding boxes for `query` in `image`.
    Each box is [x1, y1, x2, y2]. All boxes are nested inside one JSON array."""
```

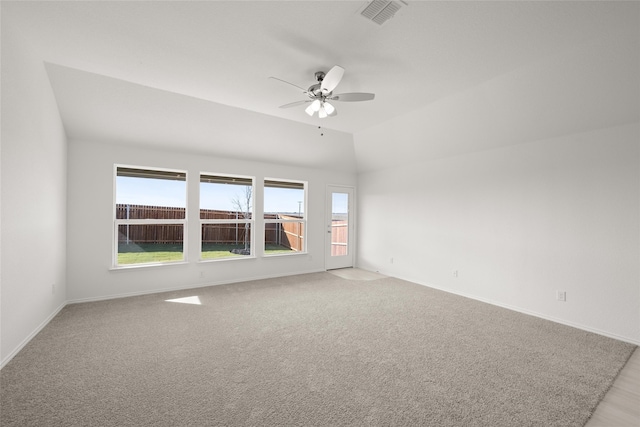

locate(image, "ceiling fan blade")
[[330, 92, 375, 102], [269, 76, 308, 93], [320, 65, 344, 93], [279, 100, 311, 109]]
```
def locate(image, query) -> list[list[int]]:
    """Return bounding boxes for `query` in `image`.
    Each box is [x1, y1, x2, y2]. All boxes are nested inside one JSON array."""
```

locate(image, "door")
[[326, 186, 355, 270]]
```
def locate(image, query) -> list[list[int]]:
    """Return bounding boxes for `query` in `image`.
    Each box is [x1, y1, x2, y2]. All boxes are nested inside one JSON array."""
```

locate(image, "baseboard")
[[3, 269, 327, 368], [66, 268, 327, 305], [1, 301, 67, 369], [392, 274, 640, 347], [7, 269, 634, 371]]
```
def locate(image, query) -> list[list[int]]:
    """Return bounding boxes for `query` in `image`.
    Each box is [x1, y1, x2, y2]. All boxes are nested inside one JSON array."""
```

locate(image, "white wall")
[[357, 123, 639, 344], [1, 19, 68, 366], [66, 140, 356, 302]]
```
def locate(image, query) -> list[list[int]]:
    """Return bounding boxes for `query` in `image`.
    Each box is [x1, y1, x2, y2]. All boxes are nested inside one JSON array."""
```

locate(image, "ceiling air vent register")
[[360, 0, 408, 26]]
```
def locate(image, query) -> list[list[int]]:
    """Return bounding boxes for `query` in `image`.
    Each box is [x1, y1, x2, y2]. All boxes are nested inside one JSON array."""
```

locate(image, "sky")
[[116, 177, 186, 208], [332, 192, 348, 215], [116, 177, 314, 214]]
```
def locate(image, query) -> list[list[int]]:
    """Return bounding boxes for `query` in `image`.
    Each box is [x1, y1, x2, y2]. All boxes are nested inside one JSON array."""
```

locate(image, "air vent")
[[360, 0, 407, 25]]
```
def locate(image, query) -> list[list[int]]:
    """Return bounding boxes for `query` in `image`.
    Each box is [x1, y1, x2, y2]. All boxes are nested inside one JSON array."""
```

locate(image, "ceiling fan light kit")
[[305, 99, 321, 115], [323, 102, 335, 115], [271, 65, 375, 119]]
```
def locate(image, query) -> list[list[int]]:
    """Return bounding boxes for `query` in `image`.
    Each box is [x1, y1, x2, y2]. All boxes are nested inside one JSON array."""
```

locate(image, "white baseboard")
[[389, 273, 640, 347], [1, 301, 67, 369], [6, 269, 634, 371], [66, 268, 327, 305], [3, 270, 327, 368]]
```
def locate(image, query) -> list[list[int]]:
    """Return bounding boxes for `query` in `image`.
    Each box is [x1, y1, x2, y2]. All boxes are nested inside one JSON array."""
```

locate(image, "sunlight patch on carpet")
[[165, 296, 202, 305]]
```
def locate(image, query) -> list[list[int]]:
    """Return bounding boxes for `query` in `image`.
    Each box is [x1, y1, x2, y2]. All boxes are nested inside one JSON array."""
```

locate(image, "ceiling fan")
[[270, 65, 375, 118]]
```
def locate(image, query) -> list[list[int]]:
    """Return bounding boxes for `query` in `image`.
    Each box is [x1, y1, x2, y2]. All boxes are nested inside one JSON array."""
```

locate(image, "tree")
[[230, 186, 252, 254]]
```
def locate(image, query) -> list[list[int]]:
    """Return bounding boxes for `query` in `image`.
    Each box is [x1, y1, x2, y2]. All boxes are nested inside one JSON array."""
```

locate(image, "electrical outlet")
[[453, 270, 458, 277], [557, 291, 566, 302], [390, 257, 394, 264], [51, 283, 56, 295], [199, 271, 205, 279]]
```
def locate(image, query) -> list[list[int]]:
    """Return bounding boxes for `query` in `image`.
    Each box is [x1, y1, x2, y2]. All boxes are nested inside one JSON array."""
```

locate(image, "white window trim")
[[263, 178, 307, 256], [113, 164, 188, 268], [199, 173, 255, 261]]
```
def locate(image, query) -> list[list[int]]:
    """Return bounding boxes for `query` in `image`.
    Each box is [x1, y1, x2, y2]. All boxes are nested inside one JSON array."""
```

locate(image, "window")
[[331, 192, 349, 256], [264, 179, 306, 255], [114, 166, 187, 266], [200, 174, 254, 260]]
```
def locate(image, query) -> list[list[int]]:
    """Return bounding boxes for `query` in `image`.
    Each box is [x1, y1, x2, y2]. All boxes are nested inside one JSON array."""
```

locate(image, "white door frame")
[[326, 185, 355, 270]]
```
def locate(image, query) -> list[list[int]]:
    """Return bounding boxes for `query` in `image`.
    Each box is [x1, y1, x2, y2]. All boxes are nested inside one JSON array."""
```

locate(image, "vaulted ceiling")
[[3, 1, 638, 172]]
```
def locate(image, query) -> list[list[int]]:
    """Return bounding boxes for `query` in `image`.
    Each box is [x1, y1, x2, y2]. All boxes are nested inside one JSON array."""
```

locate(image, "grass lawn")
[[118, 243, 184, 265], [264, 244, 297, 255], [118, 243, 295, 264], [201, 243, 250, 260]]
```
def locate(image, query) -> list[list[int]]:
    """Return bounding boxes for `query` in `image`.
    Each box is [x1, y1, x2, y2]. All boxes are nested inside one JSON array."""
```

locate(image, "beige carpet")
[[1, 272, 635, 426]]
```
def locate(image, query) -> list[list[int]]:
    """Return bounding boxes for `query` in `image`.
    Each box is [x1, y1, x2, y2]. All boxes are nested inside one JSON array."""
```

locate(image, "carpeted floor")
[[1, 272, 636, 426]]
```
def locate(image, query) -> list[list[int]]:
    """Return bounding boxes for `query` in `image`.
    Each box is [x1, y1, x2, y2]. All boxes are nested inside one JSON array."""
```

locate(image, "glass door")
[[326, 186, 354, 270]]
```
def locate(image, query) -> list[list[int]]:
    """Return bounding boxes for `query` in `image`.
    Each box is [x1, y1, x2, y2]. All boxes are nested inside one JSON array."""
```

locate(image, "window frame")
[[199, 173, 255, 261], [113, 164, 188, 268], [263, 178, 307, 256]]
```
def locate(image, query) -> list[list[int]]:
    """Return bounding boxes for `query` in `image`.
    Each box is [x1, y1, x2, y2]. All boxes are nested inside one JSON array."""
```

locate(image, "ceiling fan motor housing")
[[308, 83, 327, 98], [309, 71, 332, 98]]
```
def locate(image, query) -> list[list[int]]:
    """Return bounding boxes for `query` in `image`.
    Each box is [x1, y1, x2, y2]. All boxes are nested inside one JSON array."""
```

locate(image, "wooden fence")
[[265, 215, 304, 252], [116, 204, 185, 220], [331, 220, 348, 256], [117, 204, 303, 251], [117, 224, 184, 245]]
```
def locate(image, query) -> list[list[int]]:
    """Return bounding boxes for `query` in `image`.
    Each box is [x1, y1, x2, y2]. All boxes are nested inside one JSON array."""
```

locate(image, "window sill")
[[263, 252, 308, 258], [198, 256, 256, 263], [109, 261, 189, 271]]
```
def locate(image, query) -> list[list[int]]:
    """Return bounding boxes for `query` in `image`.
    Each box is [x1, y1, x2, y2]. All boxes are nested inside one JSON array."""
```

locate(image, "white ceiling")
[[3, 1, 639, 171]]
